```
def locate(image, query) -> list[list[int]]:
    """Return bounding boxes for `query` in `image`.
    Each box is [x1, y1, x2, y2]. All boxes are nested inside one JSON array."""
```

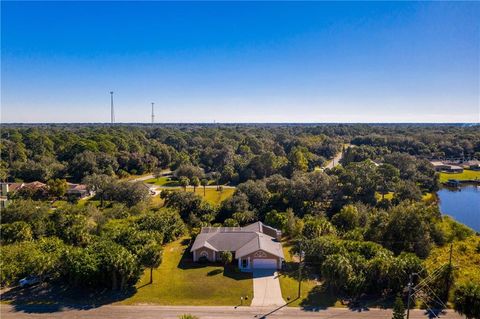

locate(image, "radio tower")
[[110, 91, 115, 124], [151, 102, 155, 124]]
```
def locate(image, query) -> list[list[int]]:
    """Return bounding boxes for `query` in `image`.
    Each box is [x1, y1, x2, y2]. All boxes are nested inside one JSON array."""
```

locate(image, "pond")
[[438, 185, 480, 232]]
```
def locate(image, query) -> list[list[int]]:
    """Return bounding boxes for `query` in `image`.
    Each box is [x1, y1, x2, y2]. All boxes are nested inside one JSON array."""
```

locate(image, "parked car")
[[19, 275, 40, 287]]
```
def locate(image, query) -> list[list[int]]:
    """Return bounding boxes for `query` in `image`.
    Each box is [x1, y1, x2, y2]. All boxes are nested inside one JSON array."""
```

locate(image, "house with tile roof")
[[190, 221, 284, 270]]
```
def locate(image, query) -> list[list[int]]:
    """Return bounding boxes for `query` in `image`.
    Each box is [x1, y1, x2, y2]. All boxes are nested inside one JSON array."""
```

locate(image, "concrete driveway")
[[251, 270, 286, 307]]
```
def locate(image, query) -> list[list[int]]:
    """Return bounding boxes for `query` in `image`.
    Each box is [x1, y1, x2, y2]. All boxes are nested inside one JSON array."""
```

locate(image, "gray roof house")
[[190, 222, 284, 270]]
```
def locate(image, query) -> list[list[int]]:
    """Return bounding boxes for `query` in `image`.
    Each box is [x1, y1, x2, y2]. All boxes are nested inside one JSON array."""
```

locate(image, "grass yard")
[[145, 176, 179, 186], [159, 187, 235, 206], [278, 240, 344, 308], [119, 238, 253, 306], [190, 187, 235, 205], [374, 191, 434, 202], [439, 169, 480, 183], [375, 192, 394, 201], [150, 195, 165, 208], [51, 198, 101, 209]]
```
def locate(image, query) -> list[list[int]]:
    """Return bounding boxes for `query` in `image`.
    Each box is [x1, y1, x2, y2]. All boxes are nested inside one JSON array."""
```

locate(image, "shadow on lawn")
[[280, 259, 394, 312], [207, 269, 223, 276], [0, 283, 136, 314]]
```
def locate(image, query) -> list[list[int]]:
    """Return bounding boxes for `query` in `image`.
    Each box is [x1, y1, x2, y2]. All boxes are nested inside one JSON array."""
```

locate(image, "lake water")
[[438, 185, 480, 232]]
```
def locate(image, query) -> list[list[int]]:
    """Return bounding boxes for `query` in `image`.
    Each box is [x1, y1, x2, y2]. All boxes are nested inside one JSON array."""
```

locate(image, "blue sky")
[[1, 1, 479, 123]]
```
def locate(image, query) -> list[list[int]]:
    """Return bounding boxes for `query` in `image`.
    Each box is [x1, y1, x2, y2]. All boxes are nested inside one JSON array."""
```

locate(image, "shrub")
[[220, 251, 233, 265]]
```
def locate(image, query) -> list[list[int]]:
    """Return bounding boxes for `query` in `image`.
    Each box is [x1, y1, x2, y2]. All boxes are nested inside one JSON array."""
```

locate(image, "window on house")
[[254, 251, 267, 258]]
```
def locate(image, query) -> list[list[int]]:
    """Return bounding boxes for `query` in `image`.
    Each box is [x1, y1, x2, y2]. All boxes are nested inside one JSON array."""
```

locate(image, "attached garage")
[[253, 259, 277, 269]]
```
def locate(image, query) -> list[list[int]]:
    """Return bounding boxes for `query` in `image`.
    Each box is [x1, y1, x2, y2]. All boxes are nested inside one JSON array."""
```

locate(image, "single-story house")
[[24, 181, 47, 189], [0, 182, 25, 196], [430, 161, 464, 173], [461, 160, 480, 171], [66, 183, 91, 198], [191, 222, 284, 270]]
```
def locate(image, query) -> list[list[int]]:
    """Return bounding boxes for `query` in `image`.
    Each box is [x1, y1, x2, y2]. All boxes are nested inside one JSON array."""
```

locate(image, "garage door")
[[253, 259, 277, 269]]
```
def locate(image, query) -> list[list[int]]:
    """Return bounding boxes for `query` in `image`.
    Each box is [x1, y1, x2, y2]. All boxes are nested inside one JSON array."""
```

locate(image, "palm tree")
[[140, 243, 163, 284], [179, 176, 190, 191], [212, 172, 221, 191], [201, 178, 208, 196], [191, 176, 200, 193]]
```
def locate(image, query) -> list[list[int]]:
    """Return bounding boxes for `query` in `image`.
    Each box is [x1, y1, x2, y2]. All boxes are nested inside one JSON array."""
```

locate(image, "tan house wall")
[[193, 247, 215, 262]]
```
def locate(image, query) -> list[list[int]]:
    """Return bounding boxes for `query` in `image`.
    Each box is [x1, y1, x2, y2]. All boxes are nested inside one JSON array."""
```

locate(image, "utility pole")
[[110, 91, 115, 124], [445, 243, 454, 302], [406, 273, 412, 319], [151, 102, 155, 124], [406, 273, 418, 319]]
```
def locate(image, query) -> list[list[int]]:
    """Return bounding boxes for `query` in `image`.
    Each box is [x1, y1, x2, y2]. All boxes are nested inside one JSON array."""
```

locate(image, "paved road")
[[0, 304, 464, 319], [324, 150, 344, 169], [251, 270, 285, 307], [129, 169, 172, 183]]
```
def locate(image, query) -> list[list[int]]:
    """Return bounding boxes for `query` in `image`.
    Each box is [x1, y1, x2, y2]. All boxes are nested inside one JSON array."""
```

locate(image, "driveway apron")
[[251, 270, 286, 307]]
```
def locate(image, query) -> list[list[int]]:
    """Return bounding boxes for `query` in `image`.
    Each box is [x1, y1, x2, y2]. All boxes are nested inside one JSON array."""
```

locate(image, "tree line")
[[1, 123, 479, 316]]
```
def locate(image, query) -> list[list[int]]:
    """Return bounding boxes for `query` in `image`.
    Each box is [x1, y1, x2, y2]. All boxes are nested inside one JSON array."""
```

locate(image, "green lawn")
[[439, 169, 480, 183], [145, 176, 179, 186], [191, 187, 235, 205], [119, 238, 253, 306], [375, 191, 394, 201], [158, 187, 235, 206], [374, 191, 434, 202], [51, 198, 101, 209]]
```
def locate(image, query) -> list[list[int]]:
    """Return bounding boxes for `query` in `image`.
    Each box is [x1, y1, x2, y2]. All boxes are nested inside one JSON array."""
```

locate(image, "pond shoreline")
[[437, 184, 480, 232]]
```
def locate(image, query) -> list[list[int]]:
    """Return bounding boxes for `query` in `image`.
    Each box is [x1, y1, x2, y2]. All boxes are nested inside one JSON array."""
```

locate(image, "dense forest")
[[1, 124, 479, 184], [1, 124, 479, 317]]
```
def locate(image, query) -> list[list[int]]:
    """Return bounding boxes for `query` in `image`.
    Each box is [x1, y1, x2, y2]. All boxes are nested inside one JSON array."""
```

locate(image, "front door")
[[242, 258, 248, 269]]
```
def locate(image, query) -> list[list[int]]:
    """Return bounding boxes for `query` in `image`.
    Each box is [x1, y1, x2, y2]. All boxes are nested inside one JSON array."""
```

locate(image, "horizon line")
[[2, 122, 479, 125]]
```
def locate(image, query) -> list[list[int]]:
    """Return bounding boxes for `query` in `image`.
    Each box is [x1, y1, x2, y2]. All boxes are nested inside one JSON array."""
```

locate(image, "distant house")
[[430, 161, 464, 173], [66, 183, 91, 198], [0, 182, 25, 197], [190, 222, 284, 270], [0, 183, 20, 208], [24, 181, 47, 189], [461, 160, 480, 171], [447, 165, 464, 173]]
